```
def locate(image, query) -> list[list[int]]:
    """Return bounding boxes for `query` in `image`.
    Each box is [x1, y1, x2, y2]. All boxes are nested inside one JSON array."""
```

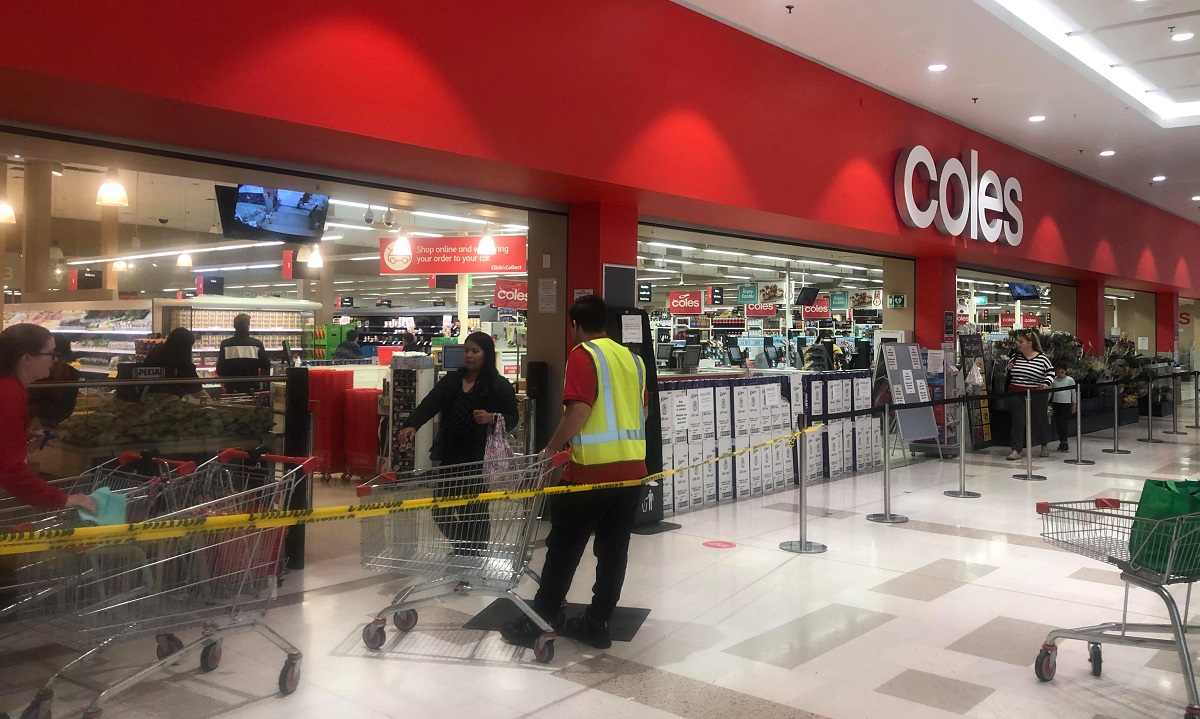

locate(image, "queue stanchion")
[[780, 423, 827, 555], [1188, 371, 1200, 430], [1138, 375, 1164, 444], [1102, 383, 1131, 455], [1064, 381, 1095, 466], [868, 407, 909, 524], [1164, 373, 1188, 436], [945, 397, 980, 498], [1013, 389, 1047, 481]]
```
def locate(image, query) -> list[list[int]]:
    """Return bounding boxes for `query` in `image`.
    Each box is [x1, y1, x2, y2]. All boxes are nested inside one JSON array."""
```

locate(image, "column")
[[21, 160, 51, 296], [1049, 284, 1076, 336], [100, 206, 120, 290], [0, 160, 8, 314], [881, 258, 915, 334], [914, 255, 956, 348], [1076, 277, 1106, 354], [524, 211, 570, 448], [457, 273, 469, 341], [1157, 290, 1179, 356], [313, 269, 335, 326], [566, 202, 638, 303]]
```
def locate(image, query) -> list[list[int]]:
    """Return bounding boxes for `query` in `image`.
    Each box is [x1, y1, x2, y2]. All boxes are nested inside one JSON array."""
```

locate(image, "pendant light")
[[96, 169, 129, 207], [307, 244, 323, 268], [363, 206, 375, 225], [296, 245, 311, 262], [0, 200, 14, 224], [477, 228, 497, 256], [176, 253, 193, 268]]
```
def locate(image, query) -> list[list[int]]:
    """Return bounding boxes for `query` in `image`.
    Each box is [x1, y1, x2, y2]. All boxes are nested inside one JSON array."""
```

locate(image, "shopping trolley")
[[17, 449, 314, 719], [1035, 498, 1200, 718], [356, 451, 569, 662]]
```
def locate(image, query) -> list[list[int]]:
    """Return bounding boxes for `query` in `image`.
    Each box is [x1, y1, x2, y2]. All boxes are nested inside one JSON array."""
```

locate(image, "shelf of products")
[[162, 300, 316, 364]]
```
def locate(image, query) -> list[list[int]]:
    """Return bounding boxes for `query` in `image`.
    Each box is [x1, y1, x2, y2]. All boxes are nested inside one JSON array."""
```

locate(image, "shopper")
[[30, 335, 82, 428], [0, 324, 96, 511], [216, 313, 272, 392], [143, 328, 206, 399], [502, 295, 648, 650], [1051, 363, 1077, 452], [332, 330, 364, 360], [1005, 329, 1054, 460], [397, 332, 518, 554]]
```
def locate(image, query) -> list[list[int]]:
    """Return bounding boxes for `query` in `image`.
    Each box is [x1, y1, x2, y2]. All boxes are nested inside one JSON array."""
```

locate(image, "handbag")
[[483, 415, 517, 487], [1129, 480, 1200, 577]]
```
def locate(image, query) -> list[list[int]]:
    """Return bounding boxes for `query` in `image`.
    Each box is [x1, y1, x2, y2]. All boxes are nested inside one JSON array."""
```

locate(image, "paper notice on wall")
[[621, 314, 643, 344], [926, 350, 944, 373], [538, 278, 557, 314], [916, 380, 930, 403], [902, 369, 916, 395], [908, 346, 922, 367]]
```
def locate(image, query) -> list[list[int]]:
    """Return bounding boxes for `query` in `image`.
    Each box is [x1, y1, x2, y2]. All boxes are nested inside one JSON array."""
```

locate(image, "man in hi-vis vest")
[[502, 295, 647, 650]]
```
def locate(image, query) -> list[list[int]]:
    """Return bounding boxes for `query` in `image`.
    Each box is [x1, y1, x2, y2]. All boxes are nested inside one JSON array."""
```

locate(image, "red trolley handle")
[[546, 450, 571, 469], [114, 452, 197, 477], [217, 448, 318, 474]]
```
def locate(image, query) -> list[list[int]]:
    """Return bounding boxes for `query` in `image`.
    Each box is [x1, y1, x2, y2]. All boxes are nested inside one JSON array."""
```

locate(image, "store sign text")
[[745, 303, 777, 318], [669, 291, 704, 315], [894, 146, 1024, 246], [802, 297, 831, 319], [380, 235, 527, 275], [493, 279, 528, 310]]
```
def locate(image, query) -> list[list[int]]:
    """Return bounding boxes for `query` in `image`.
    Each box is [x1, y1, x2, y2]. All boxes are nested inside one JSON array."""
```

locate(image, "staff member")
[[502, 295, 647, 650], [216, 313, 272, 392], [0, 324, 96, 511]]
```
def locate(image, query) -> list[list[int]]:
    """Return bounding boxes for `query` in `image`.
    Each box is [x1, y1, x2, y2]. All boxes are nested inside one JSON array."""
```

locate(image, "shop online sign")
[[895, 146, 1024, 246], [380, 235, 526, 274], [494, 279, 528, 310]]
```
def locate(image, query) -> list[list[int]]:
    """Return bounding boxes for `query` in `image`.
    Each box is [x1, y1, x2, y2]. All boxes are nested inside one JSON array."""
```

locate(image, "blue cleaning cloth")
[[77, 486, 128, 526]]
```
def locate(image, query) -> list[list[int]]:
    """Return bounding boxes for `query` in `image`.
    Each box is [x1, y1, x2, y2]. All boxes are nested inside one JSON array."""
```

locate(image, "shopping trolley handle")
[[356, 473, 397, 497], [547, 450, 571, 469], [217, 448, 318, 474], [114, 451, 196, 477]]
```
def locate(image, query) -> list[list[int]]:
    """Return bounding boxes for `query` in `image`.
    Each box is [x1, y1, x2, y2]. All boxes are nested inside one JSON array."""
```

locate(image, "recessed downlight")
[[1028, 115, 1046, 123], [1152, 175, 1167, 182], [928, 64, 948, 72], [1099, 150, 1116, 157], [1193, 195, 1200, 202]]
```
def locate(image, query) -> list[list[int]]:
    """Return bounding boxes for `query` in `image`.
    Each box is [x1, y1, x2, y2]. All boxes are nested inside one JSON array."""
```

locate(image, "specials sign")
[[380, 235, 526, 275], [668, 291, 703, 315], [894, 146, 1024, 246], [493, 279, 528, 310]]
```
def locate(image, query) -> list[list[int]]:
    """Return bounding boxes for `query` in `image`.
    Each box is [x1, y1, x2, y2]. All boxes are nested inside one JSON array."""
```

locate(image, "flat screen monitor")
[[656, 343, 675, 361], [794, 286, 820, 306], [682, 345, 701, 370], [215, 184, 330, 241], [763, 346, 780, 363], [728, 346, 744, 363], [1008, 282, 1039, 300], [441, 343, 466, 370]]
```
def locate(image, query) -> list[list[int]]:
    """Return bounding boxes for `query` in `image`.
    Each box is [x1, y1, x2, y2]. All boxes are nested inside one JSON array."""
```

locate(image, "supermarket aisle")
[[5, 420, 1200, 719]]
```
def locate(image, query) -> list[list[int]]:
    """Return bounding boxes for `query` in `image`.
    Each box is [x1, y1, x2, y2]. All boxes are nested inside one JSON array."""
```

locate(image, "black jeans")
[[533, 484, 643, 624], [432, 472, 491, 555], [1053, 402, 1074, 446]]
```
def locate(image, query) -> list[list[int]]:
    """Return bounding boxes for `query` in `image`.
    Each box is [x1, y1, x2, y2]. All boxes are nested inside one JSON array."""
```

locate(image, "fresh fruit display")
[[55, 394, 274, 447]]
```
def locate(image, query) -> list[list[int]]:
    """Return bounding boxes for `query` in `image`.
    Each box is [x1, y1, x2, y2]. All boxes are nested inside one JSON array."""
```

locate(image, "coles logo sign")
[[895, 146, 1024, 246], [669, 291, 703, 315], [745, 303, 777, 318], [380, 235, 526, 275], [494, 279, 528, 310]]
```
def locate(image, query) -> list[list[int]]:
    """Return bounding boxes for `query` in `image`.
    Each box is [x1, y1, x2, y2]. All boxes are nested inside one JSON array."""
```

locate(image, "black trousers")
[[1052, 402, 1074, 446], [432, 473, 491, 555], [533, 484, 643, 624], [1010, 389, 1051, 452]]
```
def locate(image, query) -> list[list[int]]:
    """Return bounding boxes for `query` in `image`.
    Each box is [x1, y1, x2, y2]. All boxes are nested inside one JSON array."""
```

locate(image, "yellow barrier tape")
[[0, 426, 824, 555]]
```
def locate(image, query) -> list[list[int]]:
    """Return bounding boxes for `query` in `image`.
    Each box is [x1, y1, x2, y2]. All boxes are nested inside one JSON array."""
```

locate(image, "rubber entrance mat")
[[464, 600, 650, 642]]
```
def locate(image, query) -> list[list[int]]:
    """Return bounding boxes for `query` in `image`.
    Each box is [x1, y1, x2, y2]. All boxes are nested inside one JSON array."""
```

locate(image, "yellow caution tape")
[[0, 426, 824, 555]]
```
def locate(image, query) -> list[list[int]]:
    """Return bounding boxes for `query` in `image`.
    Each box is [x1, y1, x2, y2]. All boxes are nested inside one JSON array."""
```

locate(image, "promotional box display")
[[659, 392, 674, 442], [873, 418, 884, 465], [760, 432, 774, 493], [672, 391, 690, 445], [702, 439, 718, 503], [734, 385, 751, 437], [805, 427, 824, 482], [715, 385, 732, 439], [772, 431, 787, 490], [843, 417, 854, 472], [661, 443, 674, 510], [853, 375, 872, 411], [826, 378, 844, 416], [689, 443, 705, 506], [687, 388, 704, 444], [699, 390, 716, 442], [673, 444, 691, 511], [718, 438, 734, 500], [824, 420, 845, 477], [735, 435, 751, 498], [749, 435, 764, 494]]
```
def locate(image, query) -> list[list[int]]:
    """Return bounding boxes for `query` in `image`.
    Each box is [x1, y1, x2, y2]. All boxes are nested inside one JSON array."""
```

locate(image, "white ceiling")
[[676, 0, 1200, 224]]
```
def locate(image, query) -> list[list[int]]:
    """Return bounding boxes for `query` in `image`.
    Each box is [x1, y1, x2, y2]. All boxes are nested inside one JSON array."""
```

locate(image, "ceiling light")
[[50, 163, 64, 177], [642, 268, 677, 274], [1172, 32, 1194, 42], [725, 275, 752, 280], [928, 64, 948, 72], [869, 279, 884, 284], [1099, 150, 1115, 157], [0, 201, 14, 224], [701, 263, 736, 269], [321, 235, 342, 242], [644, 241, 695, 250], [1153, 175, 1167, 182], [811, 273, 840, 279], [703, 249, 747, 256], [391, 234, 412, 258], [800, 260, 832, 266], [409, 232, 444, 238], [868, 268, 883, 273], [1192, 195, 1200, 202], [176, 253, 193, 268], [843, 286, 860, 290], [67, 240, 284, 266], [659, 259, 693, 265], [411, 211, 489, 225], [835, 264, 868, 271], [112, 260, 128, 272], [10, 155, 19, 159], [1028, 115, 1046, 123], [296, 246, 311, 263], [501, 224, 528, 231], [96, 170, 129, 207], [752, 255, 792, 262], [477, 233, 497, 255], [363, 207, 375, 225]]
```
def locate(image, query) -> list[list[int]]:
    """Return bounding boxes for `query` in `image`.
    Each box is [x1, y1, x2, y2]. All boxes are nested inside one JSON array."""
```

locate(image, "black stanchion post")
[[868, 407, 908, 524], [1164, 373, 1188, 436], [1102, 382, 1131, 455], [945, 397, 980, 498], [780, 424, 827, 555], [1138, 375, 1164, 444], [1014, 389, 1047, 481], [1065, 380, 1095, 466], [1189, 371, 1200, 430]]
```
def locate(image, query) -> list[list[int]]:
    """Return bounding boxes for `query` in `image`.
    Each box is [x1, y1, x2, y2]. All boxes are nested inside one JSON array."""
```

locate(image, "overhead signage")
[[895, 145, 1024, 246], [802, 296, 831, 319], [850, 289, 884, 309], [379, 235, 526, 275], [1022, 313, 1040, 326], [957, 313, 970, 325], [737, 283, 758, 304], [668, 291, 704, 315], [757, 281, 786, 304], [494, 279, 529, 310], [638, 282, 652, 303], [376, 299, 392, 308], [707, 286, 724, 306], [829, 290, 849, 311], [974, 295, 988, 305], [1000, 312, 1016, 325], [886, 294, 907, 309], [335, 296, 354, 308], [745, 303, 777, 318]]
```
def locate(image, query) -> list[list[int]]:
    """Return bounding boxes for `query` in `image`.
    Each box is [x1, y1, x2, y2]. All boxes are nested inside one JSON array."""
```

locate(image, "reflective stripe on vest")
[[570, 339, 646, 465]]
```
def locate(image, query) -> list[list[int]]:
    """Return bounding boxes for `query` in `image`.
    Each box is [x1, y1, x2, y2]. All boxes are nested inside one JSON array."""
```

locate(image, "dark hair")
[[154, 327, 196, 365], [1016, 329, 1043, 353], [1053, 361, 1068, 371], [400, 332, 415, 346], [0, 323, 53, 375], [53, 335, 74, 362], [569, 294, 607, 333], [345, 329, 359, 343], [464, 331, 500, 386], [233, 313, 251, 333]]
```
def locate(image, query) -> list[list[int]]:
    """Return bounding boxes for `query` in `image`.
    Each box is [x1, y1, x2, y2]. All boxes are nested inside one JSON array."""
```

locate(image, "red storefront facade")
[[0, 0, 1196, 350]]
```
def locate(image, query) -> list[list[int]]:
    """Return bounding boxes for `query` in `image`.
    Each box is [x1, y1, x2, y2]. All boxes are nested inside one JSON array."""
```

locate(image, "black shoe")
[[561, 612, 612, 649], [1058, 444, 1069, 452], [500, 615, 542, 648]]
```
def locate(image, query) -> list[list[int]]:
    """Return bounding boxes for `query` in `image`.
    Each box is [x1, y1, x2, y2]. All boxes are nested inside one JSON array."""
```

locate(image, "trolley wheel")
[[200, 641, 223, 672], [392, 610, 418, 631], [1034, 646, 1057, 682], [533, 636, 555, 664], [362, 623, 387, 651], [1088, 643, 1102, 677], [278, 659, 301, 696], [155, 634, 184, 661]]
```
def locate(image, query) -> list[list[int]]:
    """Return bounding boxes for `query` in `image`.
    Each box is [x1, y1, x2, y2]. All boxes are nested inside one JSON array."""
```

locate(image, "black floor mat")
[[463, 600, 651, 642]]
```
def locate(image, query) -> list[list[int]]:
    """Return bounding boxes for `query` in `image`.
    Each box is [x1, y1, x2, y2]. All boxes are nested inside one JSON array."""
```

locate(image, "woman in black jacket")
[[399, 332, 518, 555]]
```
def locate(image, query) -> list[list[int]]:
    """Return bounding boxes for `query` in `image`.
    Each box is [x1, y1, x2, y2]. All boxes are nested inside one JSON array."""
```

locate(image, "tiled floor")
[[7, 412, 1200, 718]]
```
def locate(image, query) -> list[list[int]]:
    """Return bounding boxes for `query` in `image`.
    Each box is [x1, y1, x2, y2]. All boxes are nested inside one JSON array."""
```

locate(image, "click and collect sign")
[[493, 279, 528, 309], [380, 235, 526, 275], [668, 291, 704, 315]]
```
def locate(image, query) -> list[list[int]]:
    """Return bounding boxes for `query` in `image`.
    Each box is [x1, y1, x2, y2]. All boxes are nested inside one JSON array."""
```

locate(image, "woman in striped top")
[[1005, 330, 1055, 461]]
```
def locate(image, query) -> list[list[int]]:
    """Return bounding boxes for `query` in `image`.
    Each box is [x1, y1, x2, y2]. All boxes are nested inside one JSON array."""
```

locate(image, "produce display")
[[55, 394, 274, 447]]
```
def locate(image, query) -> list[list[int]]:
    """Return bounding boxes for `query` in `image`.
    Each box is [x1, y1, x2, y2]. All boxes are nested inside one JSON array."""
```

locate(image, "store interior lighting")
[[477, 232, 497, 256], [95, 170, 129, 207], [411, 211, 490, 225], [69, 241, 284, 266], [306, 245, 323, 268], [176, 253, 192, 268], [0, 200, 14, 224]]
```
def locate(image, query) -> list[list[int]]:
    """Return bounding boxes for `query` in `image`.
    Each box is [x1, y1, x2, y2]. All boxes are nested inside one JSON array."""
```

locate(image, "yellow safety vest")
[[570, 338, 647, 466]]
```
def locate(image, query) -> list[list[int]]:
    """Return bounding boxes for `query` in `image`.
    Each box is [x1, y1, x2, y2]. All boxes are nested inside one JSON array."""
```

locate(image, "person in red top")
[[0, 324, 96, 512]]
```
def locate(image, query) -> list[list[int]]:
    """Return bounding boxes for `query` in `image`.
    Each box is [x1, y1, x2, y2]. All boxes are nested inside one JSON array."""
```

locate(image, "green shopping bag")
[[1130, 480, 1200, 577]]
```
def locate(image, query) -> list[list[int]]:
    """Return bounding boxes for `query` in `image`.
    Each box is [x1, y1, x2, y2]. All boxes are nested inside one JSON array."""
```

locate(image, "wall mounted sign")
[[895, 145, 1024, 246], [380, 235, 526, 274], [745, 303, 777, 317], [668, 291, 704, 315], [886, 294, 907, 309], [494, 279, 528, 310]]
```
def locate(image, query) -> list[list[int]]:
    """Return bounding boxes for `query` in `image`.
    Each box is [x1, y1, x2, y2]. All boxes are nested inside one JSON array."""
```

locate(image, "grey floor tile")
[[917, 558, 999, 583], [1094, 473, 1150, 482], [1069, 567, 1126, 587], [869, 573, 964, 602], [875, 668, 995, 715], [723, 604, 896, 670], [1145, 648, 1193, 673], [1088, 486, 1143, 501], [889, 519, 1053, 550], [946, 616, 1057, 667]]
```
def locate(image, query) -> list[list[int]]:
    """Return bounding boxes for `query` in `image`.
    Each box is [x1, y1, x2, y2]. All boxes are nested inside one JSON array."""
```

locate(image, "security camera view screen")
[[232, 185, 329, 239]]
